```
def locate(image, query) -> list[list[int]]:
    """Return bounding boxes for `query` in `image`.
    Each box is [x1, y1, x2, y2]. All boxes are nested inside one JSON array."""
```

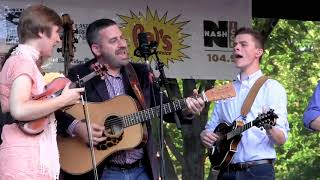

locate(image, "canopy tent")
[[253, 0, 319, 21]]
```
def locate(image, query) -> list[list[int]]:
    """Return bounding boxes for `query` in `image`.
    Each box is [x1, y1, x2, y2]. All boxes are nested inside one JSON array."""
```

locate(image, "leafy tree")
[[255, 19, 320, 179], [163, 19, 320, 180]]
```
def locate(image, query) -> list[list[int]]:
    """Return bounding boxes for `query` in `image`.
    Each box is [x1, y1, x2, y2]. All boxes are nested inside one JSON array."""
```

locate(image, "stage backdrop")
[[0, 0, 251, 80]]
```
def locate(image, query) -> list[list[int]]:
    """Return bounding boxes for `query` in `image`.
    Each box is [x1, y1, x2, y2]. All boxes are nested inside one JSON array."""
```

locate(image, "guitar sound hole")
[[105, 115, 123, 135], [96, 115, 125, 151]]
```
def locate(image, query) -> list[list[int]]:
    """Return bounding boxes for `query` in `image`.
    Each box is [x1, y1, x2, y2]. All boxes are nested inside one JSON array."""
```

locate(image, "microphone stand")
[[141, 50, 166, 180], [153, 51, 181, 130], [135, 38, 182, 180], [142, 44, 181, 180], [154, 50, 180, 180]]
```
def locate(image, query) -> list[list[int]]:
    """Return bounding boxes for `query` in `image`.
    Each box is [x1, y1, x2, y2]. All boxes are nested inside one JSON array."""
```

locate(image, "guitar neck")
[[226, 120, 255, 140], [122, 98, 188, 127], [225, 110, 277, 140], [121, 84, 234, 128]]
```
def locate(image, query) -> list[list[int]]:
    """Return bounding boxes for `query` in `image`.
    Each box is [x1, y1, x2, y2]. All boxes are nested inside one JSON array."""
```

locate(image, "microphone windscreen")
[[138, 32, 149, 52]]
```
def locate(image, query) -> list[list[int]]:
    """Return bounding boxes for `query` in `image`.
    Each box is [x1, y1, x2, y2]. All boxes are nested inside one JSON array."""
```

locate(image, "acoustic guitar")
[[58, 83, 236, 175], [208, 109, 278, 171]]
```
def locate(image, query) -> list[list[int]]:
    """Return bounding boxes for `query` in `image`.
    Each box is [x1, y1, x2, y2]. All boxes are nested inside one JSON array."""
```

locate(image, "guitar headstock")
[[90, 63, 108, 79], [253, 109, 278, 128], [203, 83, 236, 102]]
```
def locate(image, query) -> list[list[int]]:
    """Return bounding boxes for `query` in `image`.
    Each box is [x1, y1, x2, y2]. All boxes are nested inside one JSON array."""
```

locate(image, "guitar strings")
[[102, 99, 187, 127], [102, 113, 151, 127], [102, 108, 164, 128]]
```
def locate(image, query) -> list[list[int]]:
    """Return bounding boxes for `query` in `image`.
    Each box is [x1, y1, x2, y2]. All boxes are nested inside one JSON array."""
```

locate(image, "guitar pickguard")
[[97, 133, 123, 150]]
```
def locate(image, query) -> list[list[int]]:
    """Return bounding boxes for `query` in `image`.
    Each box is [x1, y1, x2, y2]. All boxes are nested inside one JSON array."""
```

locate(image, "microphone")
[[138, 32, 150, 55], [134, 32, 151, 58]]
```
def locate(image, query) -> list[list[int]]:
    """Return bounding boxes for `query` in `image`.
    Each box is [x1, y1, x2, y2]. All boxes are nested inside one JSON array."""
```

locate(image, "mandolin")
[[208, 109, 278, 171], [17, 14, 82, 135], [17, 63, 107, 135]]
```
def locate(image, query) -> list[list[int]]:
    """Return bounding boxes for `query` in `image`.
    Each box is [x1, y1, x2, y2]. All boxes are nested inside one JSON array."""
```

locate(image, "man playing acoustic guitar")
[[56, 19, 205, 180], [200, 27, 289, 179]]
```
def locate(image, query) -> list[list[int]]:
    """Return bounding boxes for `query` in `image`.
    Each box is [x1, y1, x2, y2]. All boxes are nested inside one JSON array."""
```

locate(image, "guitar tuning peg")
[[73, 29, 78, 34], [57, 48, 62, 53], [74, 38, 78, 44], [257, 113, 261, 118]]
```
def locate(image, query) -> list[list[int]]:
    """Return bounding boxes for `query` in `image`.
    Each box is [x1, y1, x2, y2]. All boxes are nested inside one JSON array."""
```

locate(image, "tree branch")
[[260, 18, 279, 41]]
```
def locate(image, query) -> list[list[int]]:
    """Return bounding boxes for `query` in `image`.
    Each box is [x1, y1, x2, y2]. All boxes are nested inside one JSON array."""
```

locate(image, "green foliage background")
[[166, 19, 320, 179], [254, 19, 320, 179]]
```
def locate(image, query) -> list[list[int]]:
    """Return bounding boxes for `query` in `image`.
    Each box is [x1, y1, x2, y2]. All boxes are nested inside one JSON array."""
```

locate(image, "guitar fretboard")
[[121, 99, 188, 127], [225, 112, 276, 140]]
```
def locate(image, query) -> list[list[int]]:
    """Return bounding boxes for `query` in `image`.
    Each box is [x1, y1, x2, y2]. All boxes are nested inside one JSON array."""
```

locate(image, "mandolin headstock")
[[253, 109, 278, 128]]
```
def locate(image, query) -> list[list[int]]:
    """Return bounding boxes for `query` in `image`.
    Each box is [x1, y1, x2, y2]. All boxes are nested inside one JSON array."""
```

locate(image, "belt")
[[107, 159, 144, 170], [227, 159, 273, 171]]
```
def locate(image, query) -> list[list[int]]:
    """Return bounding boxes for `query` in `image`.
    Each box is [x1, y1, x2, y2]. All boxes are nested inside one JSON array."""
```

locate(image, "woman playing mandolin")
[[0, 5, 84, 180]]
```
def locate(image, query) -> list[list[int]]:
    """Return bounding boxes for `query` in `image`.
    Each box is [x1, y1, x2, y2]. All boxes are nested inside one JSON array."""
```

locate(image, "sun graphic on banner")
[[117, 7, 190, 66]]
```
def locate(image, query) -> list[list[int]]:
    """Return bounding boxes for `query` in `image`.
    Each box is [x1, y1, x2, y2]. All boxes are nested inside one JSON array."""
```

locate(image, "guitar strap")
[[124, 63, 148, 145], [125, 63, 147, 109], [240, 75, 268, 117]]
